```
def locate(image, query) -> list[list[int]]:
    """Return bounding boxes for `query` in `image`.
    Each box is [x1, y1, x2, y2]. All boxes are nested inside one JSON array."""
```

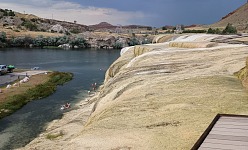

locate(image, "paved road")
[[0, 70, 48, 86]]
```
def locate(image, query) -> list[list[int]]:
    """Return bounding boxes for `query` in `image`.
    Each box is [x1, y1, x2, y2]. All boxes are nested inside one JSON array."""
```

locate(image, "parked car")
[[7, 65, 15, 73], [0, 65, 7, 75]]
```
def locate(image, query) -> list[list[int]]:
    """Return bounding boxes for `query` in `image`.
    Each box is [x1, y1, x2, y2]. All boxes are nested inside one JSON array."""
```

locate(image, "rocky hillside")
[[212, 2, 248, 31], [0, 8, 89, 35], [20, 34, 248, 149], [0, 9, 152, 36]]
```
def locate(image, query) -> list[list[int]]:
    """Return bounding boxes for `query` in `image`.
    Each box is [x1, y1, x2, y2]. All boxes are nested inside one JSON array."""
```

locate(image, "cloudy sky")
[[0, 0, 246, 27]]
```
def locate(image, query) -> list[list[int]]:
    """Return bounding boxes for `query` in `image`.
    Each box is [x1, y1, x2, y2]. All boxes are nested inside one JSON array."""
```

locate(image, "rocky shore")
[[19, 34, 248, 150]]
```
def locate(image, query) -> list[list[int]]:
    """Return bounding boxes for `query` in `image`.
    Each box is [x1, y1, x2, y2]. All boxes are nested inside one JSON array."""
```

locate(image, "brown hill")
[[89, 22, 151, 30], [89, 22, 116, 30], [212, 2, 248, 31]]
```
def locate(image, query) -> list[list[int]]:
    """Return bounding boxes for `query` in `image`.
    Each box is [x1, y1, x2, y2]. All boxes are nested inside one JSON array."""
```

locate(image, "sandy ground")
[[0, 70, 49, 86], [19, 34, 248, 150]]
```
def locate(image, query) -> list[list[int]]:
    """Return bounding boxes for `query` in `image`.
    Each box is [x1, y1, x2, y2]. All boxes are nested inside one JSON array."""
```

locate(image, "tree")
[[222, 23, 237, 34], [0, 32, 6, 43], [162, 26, 167, 30], [69, 37, 86, 48], [33, 35, 47, 48], [207, 28, 214, 34], [128, 37, 140, 46], [22, 21, 38, 31]]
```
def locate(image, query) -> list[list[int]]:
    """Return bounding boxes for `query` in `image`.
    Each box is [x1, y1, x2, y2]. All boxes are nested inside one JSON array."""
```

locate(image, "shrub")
[[182, 29, 206, 33], [56, 36, 69, 45], [162, 26, 167, 30], [10, 36, 33, 47], [33, 35, 47, 47], [207, 28, 222, 34], [69, 37, 86, 48], [22, 21, 38, 31], [222, 23, 237, 34], [0, 32, 7, 43], [113, 42, 123, 49], [70, 28, 80, 34], [128, 37, 140, 46]]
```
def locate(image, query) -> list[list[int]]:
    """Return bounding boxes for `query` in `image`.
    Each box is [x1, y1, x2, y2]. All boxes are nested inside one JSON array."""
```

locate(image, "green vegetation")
[[222, 23, 237, 34], [162, 26, 167, 30], [207, 28, 221, 34], [0, 32, 6, 43], [113, 42, 123, 49], [7, 35, 88, 48], [0, 72, 73, 119], [70, 28, 81, 34], [207, 24, 237, 35], [46, 131, 64, 140], [21, 20, 38, 31], [0, 9, 15, 16], [0, 32, 7, 47], [128, 37, 140, 46], [182, 29, 206, 33], [69, 37, 86, 48]]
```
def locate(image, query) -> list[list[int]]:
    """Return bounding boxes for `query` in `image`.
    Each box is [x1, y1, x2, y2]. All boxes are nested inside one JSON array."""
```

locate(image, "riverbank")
[[20, 34, 248, 149], [0, 71, 73, 119]]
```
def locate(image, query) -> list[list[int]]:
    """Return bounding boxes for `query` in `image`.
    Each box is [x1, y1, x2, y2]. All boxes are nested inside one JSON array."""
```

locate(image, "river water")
[[0, 48, 120, 150]]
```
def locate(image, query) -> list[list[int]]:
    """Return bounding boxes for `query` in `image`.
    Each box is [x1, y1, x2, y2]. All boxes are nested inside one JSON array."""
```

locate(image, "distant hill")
[[212, 2, 248, 31], [89, 22, 116, 30], [89, 22, 151, 31], [0, 8, 152, 38]]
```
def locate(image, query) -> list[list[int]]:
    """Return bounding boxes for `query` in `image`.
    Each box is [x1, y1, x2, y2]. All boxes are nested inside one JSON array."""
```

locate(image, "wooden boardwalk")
[[192, 114, 248, 150]]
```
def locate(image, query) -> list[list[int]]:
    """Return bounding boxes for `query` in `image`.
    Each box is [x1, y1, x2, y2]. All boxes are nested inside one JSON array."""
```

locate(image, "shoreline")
[[0, 71, 73, 119]]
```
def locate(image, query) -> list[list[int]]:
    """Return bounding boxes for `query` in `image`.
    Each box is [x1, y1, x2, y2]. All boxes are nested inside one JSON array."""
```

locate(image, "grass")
[[46, 130, 64, 140], [0, 72, 73, 119]]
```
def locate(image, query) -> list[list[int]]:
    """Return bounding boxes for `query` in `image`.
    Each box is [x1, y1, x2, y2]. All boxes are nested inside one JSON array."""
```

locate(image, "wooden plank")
[[214, 123, 248, 130], [219, 117, 248, 123], [211, 127, 248, 134], [204, 138, 248, 146], [198, 147, 223, 150], [210, 130, 248, 137], [208, 134, 248, 142], [200, 142, 248, 150], [215, 121, 248, 126]]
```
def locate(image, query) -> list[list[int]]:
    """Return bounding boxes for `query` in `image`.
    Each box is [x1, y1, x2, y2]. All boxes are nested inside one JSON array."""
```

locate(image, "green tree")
[[69, 37, 86, 48], [162, 26, 167, 30], [222, 23, 237, 34], [113, 41, 123, 49], [207, 28, 214, 34], [22, 21, 38, 31], [33, 35, 47, 48], [0, 32, 7, 43], [56, 36, 69, 45], [128, 37, 140, 46]]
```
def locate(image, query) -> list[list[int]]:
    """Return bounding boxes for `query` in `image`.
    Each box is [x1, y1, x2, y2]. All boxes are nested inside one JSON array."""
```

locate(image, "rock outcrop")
[[20, 34, 248, 150]]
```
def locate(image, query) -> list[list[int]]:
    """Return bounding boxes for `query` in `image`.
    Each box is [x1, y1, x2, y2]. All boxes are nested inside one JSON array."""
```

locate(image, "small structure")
[[192, 114, 248, 150], [174, 25, 182, 34]]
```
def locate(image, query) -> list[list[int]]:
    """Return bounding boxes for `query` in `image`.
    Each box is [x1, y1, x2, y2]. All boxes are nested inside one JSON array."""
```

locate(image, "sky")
[[0, 0, 247, 27]]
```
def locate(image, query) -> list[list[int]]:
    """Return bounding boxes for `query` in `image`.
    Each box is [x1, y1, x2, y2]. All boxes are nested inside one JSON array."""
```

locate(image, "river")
[[0, 48, 120, 150]]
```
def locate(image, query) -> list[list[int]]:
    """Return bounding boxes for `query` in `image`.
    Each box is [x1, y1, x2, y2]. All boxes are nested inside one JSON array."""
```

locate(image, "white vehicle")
[[0, 65, 7, 75]]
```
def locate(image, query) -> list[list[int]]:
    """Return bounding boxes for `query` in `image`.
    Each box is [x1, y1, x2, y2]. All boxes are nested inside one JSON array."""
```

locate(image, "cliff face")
[[21, 34, 248, 150]]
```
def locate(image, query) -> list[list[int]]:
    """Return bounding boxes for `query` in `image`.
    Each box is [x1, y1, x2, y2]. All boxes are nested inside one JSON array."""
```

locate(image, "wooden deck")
[[192, 114, 248, 150]]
